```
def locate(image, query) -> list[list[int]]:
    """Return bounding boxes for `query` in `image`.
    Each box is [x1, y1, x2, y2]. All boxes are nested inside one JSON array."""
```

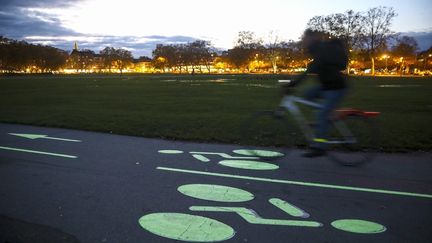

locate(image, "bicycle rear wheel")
[[328, 115, 379, 166], [240, 110, 295, 160]]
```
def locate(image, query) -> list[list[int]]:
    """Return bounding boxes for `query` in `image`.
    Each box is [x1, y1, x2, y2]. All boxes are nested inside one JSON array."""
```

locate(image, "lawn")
[[1, 74, 431, 152]]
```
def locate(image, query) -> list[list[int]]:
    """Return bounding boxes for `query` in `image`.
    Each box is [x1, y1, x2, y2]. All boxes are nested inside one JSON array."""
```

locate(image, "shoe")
[[302, 148, 326, 158]]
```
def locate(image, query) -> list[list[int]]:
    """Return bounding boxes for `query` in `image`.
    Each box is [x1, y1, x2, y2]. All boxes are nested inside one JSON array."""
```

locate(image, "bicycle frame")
[[280, 95, 356, 145]]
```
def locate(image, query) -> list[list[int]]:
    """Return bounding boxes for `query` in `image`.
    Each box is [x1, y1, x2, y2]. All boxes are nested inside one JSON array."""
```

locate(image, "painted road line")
[[190, 152, 259, 160], [156, 167, 432, 199], [269, 198, 310, 218], [192, 154, 211, 162], [0, 146, 77, 159], [9, 133, 81, 142], [189, 206, 322, 227]]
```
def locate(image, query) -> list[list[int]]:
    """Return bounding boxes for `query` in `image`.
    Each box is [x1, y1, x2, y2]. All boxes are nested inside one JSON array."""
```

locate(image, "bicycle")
[[241, 80, 380, 166]]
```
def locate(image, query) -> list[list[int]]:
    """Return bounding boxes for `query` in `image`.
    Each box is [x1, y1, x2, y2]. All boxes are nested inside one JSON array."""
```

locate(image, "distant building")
[[65, 42, 101, 73]]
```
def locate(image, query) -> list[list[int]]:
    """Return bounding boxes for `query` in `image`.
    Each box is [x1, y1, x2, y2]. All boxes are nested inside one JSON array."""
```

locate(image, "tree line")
[[0, 37, 135, 73], [0, 36, 68, 72], [67, 47, 134, 74], [1, 6, 430, 74]]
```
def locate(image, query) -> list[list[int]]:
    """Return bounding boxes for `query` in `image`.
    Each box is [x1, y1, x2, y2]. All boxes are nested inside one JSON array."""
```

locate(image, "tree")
[[187, 40, 214, 73], [307, 10, 364, 72], [114, 48, 133, 74], [100, 47, 116, 72], [360, 6, 396, 75], [227, 31, 263, 72], [264, 31, 284, 73], [392, 36, 418, 74], [152, 44, 177, 72]]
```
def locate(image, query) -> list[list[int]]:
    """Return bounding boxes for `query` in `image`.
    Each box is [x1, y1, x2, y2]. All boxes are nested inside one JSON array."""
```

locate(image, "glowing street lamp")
[[382, 54, 390, 72]]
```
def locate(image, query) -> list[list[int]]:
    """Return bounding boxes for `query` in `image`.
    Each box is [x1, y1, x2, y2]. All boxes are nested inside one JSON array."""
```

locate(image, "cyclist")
[[287, 29, 349, 157]]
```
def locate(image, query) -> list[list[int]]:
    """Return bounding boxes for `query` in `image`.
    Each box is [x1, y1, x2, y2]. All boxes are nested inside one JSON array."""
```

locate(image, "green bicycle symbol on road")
[[138, 149, 386, 242]]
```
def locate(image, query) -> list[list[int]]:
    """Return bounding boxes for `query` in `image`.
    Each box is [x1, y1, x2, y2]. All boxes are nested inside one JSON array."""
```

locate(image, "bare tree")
[[360, 6, 397, 75], [265, 31, 284, 73], [114, 48, 133, 74], [227, 31, 263, 72], [307, 10, 364, 73]]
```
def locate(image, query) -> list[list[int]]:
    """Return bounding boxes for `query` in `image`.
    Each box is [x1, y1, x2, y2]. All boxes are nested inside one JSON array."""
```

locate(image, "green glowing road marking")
[[269, 198, 309, 218], [189, 206, 322, 227], [233, 149, 284, 158], [138, 213, 235, 242], [9, 133, 81, 142], [178, 184, 254, 202], [158, 150, 184, 154], [0, 146, 77, 159], [190, 152, 259, 160], [218, 160, 279, 170], [156, 167, 432, 199], [192, 154, 210, 162], [331, 219, 386, 234]]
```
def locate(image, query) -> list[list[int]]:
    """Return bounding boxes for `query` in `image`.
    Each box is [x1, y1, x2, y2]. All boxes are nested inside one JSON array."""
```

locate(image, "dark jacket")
[[293, 39, 348, 90]]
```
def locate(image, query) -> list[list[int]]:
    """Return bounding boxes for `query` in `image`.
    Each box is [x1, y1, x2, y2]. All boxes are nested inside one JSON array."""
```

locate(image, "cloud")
[[0, 9, 79, 38], [22, 35, 200, 57], [0, 0, 201, 57], [0, 0, 83, 8], [399, 30, 432, 51]]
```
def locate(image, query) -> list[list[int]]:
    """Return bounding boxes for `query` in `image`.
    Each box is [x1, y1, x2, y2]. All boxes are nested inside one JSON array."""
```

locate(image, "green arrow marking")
[[9, 133, 81, 142], [0, 146, 77, 159]]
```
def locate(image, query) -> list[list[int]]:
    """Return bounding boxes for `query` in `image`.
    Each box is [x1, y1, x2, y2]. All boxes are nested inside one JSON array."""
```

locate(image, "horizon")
[[1, 0, 432, 57]]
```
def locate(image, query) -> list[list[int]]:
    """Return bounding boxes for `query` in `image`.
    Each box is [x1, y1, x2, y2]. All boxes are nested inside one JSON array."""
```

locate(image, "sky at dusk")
[[1, 0, 431, 57]]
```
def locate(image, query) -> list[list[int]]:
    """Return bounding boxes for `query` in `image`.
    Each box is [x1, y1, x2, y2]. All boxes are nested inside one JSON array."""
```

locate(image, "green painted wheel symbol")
[[331, 219, 386, 234], [233, 149, 284, 158], [178, 184, 254, 202], [158, 150, 184, 154], [219, 160, 279, 170], [139, 213, 235, 242]]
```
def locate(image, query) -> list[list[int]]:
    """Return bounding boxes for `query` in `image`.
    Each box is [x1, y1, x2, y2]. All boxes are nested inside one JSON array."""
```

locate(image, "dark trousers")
[[303, 86, 347, 149]]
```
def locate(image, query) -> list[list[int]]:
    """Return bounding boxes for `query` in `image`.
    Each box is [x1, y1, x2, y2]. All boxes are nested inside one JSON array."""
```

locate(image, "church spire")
[[73, 41, 78, 51]]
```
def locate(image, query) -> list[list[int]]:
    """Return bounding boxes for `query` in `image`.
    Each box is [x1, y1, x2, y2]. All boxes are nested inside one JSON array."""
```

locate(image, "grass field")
[[1, 74, 431, 152]]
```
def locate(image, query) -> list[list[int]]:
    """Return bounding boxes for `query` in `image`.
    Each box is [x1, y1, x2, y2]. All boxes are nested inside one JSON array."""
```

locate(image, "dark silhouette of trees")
[[99, 47, 132, 73], [360, 6, 397, 75], [152, 40, 215, 74], [226, 31, 263, 72], [392, 36, 419, 73], [307, 10, 364, 72], [0, 36, 67, 73]]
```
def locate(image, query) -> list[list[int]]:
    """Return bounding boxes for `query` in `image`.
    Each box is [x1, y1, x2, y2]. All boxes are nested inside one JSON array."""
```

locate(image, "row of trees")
[[68, 46, 134, 74], [0, 36, 134, 73], [152, 32, 309, 74], [306, 6, 418, 74], [0, 36, 68, 72], [151, 7, 427, 75], [1, 6, 430, 74], [152, 40, 215, 73]]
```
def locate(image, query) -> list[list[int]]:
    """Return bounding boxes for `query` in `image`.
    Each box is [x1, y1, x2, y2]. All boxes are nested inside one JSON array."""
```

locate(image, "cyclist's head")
[[302, 29, 328, 50]]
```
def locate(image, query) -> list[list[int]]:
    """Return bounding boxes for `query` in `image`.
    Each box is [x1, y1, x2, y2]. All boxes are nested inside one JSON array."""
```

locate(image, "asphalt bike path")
[[0, 123, 431, 243]]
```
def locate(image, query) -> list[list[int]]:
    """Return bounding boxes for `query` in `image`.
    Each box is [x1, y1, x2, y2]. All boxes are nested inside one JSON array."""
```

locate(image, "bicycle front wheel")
[[240, 110, 296, 160], [328, 115, 379, 166]]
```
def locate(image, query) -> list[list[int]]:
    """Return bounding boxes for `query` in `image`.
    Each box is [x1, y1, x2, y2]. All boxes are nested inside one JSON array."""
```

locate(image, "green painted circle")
[[331, 219, 386, 234], [178, 184, 254, 202], [219, 160, 279, 170], [158, 150, 184, 154], [139, 213, 235, 242], [233, 149, 284, 157]]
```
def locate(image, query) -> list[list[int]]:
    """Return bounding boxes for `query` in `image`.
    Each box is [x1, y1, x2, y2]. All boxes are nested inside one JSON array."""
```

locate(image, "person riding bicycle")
[[287, 29, 349, 157]]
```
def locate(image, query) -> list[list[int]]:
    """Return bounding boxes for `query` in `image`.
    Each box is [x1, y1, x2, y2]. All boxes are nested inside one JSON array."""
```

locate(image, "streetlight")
[[382, 54, 389, 73]]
